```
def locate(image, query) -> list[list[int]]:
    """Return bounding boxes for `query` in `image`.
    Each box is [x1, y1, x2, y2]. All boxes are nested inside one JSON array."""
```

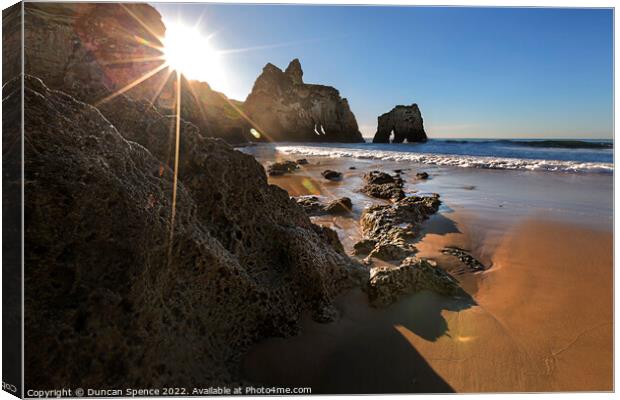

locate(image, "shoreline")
[[241, 150, 613, 393], [241, 146, 613, 232], [251, 141, 614, 175]]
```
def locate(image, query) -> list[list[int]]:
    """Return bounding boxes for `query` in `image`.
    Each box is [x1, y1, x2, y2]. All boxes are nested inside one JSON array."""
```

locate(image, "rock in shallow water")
[[416, 172, 429, 180], [372, 104, 427, 144], [295, 196, 325, 215], [360, 170, 405, 200], [358, 194, 441, 261], [267, 160, 299, 176], [368, 258, 460, 307], [322, 169, 343, 181], [441, 247, 487, 272], [324, 197, 353, 213], [295, 196, 353, 216]]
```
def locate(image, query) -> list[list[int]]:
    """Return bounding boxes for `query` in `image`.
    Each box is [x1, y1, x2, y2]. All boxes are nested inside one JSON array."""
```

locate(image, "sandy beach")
[[241, 148, 613, 393]]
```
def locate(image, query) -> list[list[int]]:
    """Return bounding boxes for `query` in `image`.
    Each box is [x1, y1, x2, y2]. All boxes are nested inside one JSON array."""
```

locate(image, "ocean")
[[254, 138, 613, 174]]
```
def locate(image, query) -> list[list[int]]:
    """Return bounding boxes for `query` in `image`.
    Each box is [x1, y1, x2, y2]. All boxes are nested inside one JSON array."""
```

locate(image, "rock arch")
[[372, 104, 427, 143]]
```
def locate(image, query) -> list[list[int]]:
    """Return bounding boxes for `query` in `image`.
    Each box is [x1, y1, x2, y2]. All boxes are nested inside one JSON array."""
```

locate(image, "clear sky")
[[153, 4, 613, 139]]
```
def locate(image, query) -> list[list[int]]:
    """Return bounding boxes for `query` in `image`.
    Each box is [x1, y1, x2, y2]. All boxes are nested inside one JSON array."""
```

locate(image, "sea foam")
[[274, 145, 613, 174]]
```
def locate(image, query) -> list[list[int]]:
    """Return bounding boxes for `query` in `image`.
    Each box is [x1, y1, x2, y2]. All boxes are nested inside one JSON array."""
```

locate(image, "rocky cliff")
[[372, 104, 427, 143], [21, 3, 252, 144], [244, 59, 364, 142], [22, 3, 165, 102], [20, 4, 365, 144], [14, 74, 365, 389]]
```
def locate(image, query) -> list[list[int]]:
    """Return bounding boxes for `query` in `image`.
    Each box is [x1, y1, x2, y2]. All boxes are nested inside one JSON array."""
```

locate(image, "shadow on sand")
[[242, 288, 476, 394], [419, 211, 462, 238]]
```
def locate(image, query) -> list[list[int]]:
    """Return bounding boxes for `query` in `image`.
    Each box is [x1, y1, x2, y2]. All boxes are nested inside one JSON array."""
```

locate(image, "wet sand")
[[240, 151, 613, 393]]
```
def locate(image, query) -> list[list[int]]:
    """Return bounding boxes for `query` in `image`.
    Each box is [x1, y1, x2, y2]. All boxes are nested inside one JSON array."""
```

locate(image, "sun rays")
[[92, 5, 336, 263], [94, 62, 169, 107], [169, 72, 182, 257], [162, 22, 227, 89]]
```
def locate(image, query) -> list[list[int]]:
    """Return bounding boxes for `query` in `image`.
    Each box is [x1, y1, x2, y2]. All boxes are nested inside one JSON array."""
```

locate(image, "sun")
[[162, 22, 228, 91]]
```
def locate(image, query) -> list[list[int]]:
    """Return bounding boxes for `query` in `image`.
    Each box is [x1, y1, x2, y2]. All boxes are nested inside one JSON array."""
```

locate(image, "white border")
[[0, 1, 616, 400]]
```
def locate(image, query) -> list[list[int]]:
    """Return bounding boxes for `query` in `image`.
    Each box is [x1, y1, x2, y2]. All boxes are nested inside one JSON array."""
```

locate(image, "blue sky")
[[153, 4, 613, 139]]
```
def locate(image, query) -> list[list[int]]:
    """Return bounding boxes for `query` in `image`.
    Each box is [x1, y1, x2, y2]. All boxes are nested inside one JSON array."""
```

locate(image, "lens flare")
[[162, 22, 227, 92], [250, 128, 262, 139]]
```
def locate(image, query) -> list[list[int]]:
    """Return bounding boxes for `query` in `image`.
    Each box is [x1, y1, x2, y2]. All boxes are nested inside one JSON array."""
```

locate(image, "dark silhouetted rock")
[[360, 170, 405, 200], [22, 3, 165, 102], [296, 158, 309, 165], [295, 196, 352, 216], [267, 160, 299, 176], [322, 170, 343, 181], [372, 104, 427, 143], [284, 58, 304, 85], [16, 75, 366, 390], [244, 59, 364, 143], [312, 224, 347, 256], [295, 196, 324, 215], [368, 258, 460, 307], [324, 197, 353, 214], [174, 78, 253, 144], [441, 247, 487, 272], [416, 172, 429, 180], [353, 239, 378, 256]]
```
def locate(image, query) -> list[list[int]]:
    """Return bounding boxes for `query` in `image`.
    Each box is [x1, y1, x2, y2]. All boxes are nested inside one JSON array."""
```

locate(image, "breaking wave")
[[274, 144, 613, 174]]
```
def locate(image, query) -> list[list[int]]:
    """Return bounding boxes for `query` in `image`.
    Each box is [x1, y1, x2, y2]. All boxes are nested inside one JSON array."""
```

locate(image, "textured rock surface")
[[322, 169, 343, 181], [372, 104, 427, 143], [416, 171, 429, 180], [295, 196, 325, 215], [23, 3, 165, 103], [324, 197, 353, 214], [359, 195, 441, 261], [16, 75, 365, 390], [244, 59, 364, 142], [21, 3, 251, 144], [174, 77, 252, 143], [267, 160, 299, 176], [353, 239, 378, 256], [441, 247, 487, 272], [295, 196, 353, 216], [368, 258, 460, 307], [360, 170, 405, 200]]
